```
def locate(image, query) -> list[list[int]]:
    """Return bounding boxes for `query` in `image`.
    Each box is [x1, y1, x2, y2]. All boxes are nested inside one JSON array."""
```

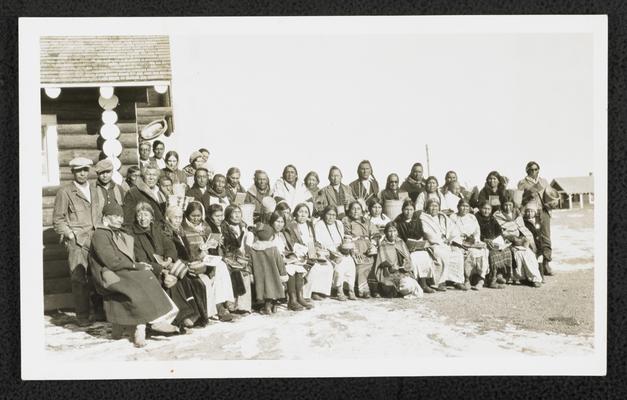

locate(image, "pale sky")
[[164, 33, 594, 190]]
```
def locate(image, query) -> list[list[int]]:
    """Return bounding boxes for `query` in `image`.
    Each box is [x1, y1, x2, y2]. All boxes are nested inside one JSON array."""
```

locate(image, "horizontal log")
[[44, 259, 70, 279], [43, 244, 68, 261], [43, 195, 56, 209], [57, 132, 138, 150], [58, 164, 135, 181], [43, 102, 137, 121], [43, 208, 53, 227], [58, 148, 137, 167], [136, 107, 172, 117], [56, 124, 87, 135], [44, 293, 74, 311], [43, 227, 61, 245], [44, 277, 72, 295]]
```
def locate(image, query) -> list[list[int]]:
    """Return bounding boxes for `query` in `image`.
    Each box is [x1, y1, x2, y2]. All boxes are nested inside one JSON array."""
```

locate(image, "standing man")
[[225, 167, 247, 203], [151, 140, 166, 169], [52, 157, 104, 326], [318, 166, 356, 219], [517, 161, 558, 276], [349, 160, 380, 204], [400, 162, 427, 203], [186, 167, 210, 203], [138, 141, 158, 171], [94, 159, 126, 220]]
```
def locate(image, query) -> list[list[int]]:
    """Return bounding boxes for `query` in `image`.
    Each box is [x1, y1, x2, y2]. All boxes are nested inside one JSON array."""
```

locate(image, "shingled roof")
[[550, 176, 594, 194], [40, 36, 171, 85]]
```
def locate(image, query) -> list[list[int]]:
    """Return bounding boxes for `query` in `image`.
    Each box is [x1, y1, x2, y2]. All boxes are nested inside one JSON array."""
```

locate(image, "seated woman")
[[475, 200, 512, 289], [318, 166, 356, 220], [221, 205, 255, 312], [420, 199, 468, 291], [161, 151, 188, 188], [450, 198, 490, 290], [415, 176, 445, 212], [368, 197, 391, 232], [523, 201, 544, 271], [393, 200, 436, 294], [374, 222, 423, 298], [129, 202, 204, 330], [493, 196, 543, 287], [273, 164, 310, 210], [267, 210, 313, 311], [470, 171, 507, 213], [180, 202, 236, 321], [248, 223, 289, 314], [313, 205, 358, 301], [202, 174, 231, 211], [379, 173, 402, 208], [275, 201, 293, 225], [286, 203, 334, 301], [304, 171, 324, 217], [89, 203, 179, 348], [342, 201, 379, 298]]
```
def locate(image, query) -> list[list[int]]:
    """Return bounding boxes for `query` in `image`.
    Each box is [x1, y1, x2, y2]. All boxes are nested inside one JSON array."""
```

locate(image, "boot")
[[543, 259, 554, 276], [311, 293, 324, 301], [133, 324, 146, 348], [347, 290, 358, 300], [91, 292, 106, 322], [260, 299, 273, 315], [454, 282, 468, 291], [472, 278, 484, 291], [419, 278, 435, 294], [111, 324, 125, 340], [336, 286, 347, 301], [216, 303, 233, 322], [295, 274, 313, 309], [287, 276, 304, 311], [436, 283, 447, 292], [71, 280, 92, 327]]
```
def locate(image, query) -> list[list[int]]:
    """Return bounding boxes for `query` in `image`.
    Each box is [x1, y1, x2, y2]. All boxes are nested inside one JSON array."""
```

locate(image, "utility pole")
[[425, 144, 431, 176]]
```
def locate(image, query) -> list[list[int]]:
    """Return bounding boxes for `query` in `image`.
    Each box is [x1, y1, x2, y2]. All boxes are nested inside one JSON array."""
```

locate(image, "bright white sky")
[[164, 33, 593, 190]]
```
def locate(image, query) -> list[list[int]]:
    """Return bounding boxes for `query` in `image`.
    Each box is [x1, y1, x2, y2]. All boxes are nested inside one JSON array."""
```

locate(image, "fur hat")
[[254, 223, 274, 241], [102, 203, 123, 218]]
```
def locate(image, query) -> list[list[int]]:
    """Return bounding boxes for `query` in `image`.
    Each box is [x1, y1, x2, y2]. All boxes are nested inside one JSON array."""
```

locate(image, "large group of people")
[[52, 143, 559, 347]]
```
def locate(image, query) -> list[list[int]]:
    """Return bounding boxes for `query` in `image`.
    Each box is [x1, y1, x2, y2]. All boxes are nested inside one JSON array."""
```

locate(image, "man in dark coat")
[[185, 167, 210, 203], [123, 165, 166, 226], [52, 157, 104, 326], [400, 162, 427, 203], [93, 159, 126, 221], [349, 160, 380, 204]]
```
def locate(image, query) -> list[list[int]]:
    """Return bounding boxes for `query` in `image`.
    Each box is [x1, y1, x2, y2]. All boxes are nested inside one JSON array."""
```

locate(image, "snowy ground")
[[44, 207, 595, 361]]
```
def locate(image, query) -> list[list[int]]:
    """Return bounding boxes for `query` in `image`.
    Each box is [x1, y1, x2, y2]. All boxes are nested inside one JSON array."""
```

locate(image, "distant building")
[[550, 175, 594, 209], [41, 35, 175, 311]]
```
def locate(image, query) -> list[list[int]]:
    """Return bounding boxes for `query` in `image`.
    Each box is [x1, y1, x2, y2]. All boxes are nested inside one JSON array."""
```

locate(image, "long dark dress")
[[475, 212, 513, 284], [249, 242, 288, 302], [374, 238, 421, 297], [130, 222, 202, 327]]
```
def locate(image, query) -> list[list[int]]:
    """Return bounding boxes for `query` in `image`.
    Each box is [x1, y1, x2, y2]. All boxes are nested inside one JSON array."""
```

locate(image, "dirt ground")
[[44, 207, 596, 361]]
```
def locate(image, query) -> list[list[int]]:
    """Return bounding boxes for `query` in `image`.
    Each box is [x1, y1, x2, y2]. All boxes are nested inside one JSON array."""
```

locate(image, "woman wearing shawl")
[[313, 205, 358, 301], [470, 171, 507, 213], [272, 164, 310, 210], [420, 199, 468, 291], [248, 223, 289, 315], [180, 202, 236, 321], [221, 205, 256, 311], [129, 202, 204, 330], [393, 200, 436, 294], [89, 203, 179, 348], [475, 200, 512, 289], [161, 151, 188, 188], [160, 205, 214, 324], [304, 171, 324, 217], [267, 211, 313, 311], [318, 166, 356, 220], [342, 201, 379, 298], [415, 176, 445, 212], [286, 203, 334, 301], [244, 170, 274, 222], [374, 222, 423, 298], [349, 160, 380, 204], [368, 197, 391, 232], [400, 162, 427, 203], [379, 173, 403, 208], [493, 196, 543, 287], [202, 174, 231, 212], [450, 198, 490, 290]]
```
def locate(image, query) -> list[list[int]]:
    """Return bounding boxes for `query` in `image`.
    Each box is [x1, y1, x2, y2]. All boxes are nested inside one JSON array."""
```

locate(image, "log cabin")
[[41, 36, 175, 310]]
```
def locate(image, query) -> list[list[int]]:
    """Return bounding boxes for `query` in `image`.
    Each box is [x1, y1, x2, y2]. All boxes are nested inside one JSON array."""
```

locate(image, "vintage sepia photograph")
[[20, 16, 607, 379]]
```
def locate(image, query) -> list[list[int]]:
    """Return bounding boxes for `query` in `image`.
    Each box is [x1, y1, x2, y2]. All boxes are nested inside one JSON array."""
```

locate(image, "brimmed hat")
[[140, 118, 168, 140], [95, 159, 113, 174], [69, 157, 93, 171], [189, 151, 204, 164], [102, 203, 124, 218]]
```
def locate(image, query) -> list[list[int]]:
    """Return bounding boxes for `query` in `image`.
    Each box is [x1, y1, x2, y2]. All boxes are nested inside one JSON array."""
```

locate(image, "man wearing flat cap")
[[94, 159, 126, 221], [52, 157, 104, 326]]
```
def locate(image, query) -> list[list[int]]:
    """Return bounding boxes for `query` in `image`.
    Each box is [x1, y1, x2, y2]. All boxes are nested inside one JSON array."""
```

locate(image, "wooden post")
[[589, 193, 595, 205], [579, 193, 584, 209], [568, 193, 573, 209]]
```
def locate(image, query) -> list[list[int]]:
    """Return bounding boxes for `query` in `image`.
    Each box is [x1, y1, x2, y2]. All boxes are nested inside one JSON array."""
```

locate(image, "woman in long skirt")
[[342, 201, 379, 298], [450, 198, 490, 290], [475, 200, 512, 289], [420, 199, 468, 291], [314, 205, 357, 301]]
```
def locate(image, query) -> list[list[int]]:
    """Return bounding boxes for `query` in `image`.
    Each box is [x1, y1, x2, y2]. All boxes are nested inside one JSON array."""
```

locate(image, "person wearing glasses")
[[379, 173, 402, 208], [517, 161, 558, 276]]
